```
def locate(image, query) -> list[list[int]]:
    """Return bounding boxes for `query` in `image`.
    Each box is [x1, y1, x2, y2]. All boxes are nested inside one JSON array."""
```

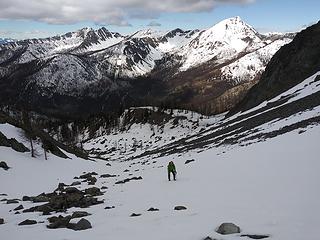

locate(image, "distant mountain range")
[[0, 38, 15, 45], [0, 17, 295, 118]]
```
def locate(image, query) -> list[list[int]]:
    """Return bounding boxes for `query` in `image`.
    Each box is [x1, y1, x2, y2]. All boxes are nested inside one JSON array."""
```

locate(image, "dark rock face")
[[230, 21, 320, 115], [174, 206, 187, 211], [18, 219, 37, 226], [216, 223, 241, 235], [0, 132, 29, 153], [0, 218, 4, 224]]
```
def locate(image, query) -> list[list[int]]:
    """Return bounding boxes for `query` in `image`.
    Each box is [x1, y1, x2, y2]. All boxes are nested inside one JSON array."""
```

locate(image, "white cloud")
[[0, 0, 255, 26], [147, 21, 162, 27]]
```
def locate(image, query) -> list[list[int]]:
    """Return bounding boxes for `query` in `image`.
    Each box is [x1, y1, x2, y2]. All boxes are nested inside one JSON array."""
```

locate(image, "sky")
[[0, 0, 319, 40]]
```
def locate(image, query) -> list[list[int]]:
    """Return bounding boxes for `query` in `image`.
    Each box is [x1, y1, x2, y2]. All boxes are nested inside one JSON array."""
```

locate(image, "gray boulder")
[[14, 205, 24, 211], [69, 218, 92, 231], [84, 187, 102, 196], [6, 199, 19, 204], [47, 215, 72, 229], [18, 219, 37, 225], [216, 222, 241, 235]]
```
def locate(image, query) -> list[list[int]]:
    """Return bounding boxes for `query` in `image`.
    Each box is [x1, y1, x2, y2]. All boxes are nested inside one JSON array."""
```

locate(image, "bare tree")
[[22, 110, 35, 158]]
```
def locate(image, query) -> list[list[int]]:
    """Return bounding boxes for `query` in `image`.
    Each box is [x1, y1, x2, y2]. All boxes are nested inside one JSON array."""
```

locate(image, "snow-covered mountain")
[[0, 17, 294, 117], [0, 20, 319, 240], [0, 38, 15, 45]]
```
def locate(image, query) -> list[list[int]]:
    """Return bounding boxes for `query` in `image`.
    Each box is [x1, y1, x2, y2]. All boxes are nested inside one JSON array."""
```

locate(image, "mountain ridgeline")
[[0, 17, 294, 119]]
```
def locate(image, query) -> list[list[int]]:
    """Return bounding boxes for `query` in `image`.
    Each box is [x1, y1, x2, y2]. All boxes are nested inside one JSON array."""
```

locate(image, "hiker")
[[167, 161, 177, 181]]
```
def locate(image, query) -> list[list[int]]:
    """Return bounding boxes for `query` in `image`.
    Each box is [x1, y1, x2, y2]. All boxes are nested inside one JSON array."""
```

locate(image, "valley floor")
[[1, 123, 319, 240]]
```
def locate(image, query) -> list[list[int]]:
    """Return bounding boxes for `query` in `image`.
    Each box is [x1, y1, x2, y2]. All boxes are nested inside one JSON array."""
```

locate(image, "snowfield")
[[0, 116, 319, 240]]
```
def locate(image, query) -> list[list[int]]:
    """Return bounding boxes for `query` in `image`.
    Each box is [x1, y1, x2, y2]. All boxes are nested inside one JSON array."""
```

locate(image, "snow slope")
[[1, 70, 320, 239], [0, 111, 319, 240], [83, 108, 224, 161]]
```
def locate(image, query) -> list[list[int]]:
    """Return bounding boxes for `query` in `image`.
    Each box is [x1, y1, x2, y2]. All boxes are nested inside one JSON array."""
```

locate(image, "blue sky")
[[0, 0, 319, 39]]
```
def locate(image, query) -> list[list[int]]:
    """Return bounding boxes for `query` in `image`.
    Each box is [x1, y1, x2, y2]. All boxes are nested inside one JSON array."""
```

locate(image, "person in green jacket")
[[167, 161, 177, 181]]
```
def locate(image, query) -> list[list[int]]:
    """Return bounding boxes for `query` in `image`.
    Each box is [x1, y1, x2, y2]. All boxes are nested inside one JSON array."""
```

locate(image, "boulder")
[[216, 223, 241, 235], [100, 174, 117, 178], [18, 219, 37, 226], [22, 196, 31, 201], [0, 161, 9, 170], [115, 176, 143, 184], [174, 206, 187, 211], [72, 211, 91, 219], [14, 205, 24, 211], [47, 215, 72, 229], [0, 218, 4, 224], [85, 187, 102, 196], [147, 207, 159, 212], [6, 199, 19, 204], [64, 187, 82, 194], [185, 159, 195, 164], [240, 234, 269, 239], [104, 206, 115, 210], [203, 237, 213, 240], [130, 213, 141, 217], [32, 194, 50, 203], [87, 176, 97, 185], [68, 218, 92, 231], [71, 181, 81, 186]]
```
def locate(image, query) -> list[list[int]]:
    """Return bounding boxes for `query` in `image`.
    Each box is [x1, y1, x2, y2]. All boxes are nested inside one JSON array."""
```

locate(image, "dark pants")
[[168, 171, 176, 181]]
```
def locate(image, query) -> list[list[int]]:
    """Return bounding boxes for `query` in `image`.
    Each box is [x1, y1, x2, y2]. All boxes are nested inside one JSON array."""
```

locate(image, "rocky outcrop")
[[47, 215, 92, 231], [0, 132, 29, 153], [23, 184, 103, 214]]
